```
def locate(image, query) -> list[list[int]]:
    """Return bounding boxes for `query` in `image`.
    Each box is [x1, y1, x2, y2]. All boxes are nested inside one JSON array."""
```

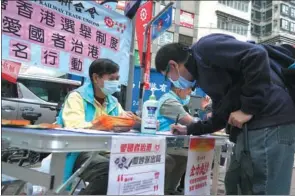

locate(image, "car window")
[[19, 79, 79, 104], [1, 80, 18, 98]]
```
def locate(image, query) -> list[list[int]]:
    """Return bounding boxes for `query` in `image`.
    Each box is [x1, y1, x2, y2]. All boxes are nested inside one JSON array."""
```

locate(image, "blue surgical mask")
[[169, 76, 196, 89], [101, 80, 120, 95], [182, 95, 191, 106]]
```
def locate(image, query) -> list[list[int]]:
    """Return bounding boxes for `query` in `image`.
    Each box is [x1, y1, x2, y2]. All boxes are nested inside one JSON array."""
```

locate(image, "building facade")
[[133, 0, 199, 68], [197, 0, 252, 41], [251, 0, 295, 45]]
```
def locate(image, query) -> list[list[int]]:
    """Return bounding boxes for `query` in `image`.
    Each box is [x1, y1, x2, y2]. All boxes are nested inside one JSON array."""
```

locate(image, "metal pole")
[[125, 18, 136, 111], [137, 2, 174, 116]]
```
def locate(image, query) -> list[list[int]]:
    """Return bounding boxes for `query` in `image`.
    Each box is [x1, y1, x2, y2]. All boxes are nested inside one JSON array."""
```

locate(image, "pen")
[[173, 114, 180, 134]]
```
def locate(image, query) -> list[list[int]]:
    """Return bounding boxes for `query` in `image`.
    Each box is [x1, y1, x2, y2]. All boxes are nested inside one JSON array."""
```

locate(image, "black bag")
[[224, 124, 254, 195]]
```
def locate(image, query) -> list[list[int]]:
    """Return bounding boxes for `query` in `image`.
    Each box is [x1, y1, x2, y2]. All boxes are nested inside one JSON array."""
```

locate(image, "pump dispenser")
[[141, 88, 158, 134]]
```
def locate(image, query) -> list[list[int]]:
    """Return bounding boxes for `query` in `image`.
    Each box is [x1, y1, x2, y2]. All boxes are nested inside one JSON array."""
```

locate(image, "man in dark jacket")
[[155, 33, 295, 195]]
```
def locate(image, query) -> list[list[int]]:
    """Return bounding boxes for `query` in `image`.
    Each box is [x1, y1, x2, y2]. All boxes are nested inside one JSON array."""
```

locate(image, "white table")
[[1, 127, 229, 195]]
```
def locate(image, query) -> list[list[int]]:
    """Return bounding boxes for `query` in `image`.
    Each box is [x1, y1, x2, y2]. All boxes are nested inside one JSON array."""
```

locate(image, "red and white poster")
[[1, 60, 21, 84], [180, 10, 194, 29], [184, 137, 215, 195], [107, 136, 166, 195], [135, 1, 153, 87]]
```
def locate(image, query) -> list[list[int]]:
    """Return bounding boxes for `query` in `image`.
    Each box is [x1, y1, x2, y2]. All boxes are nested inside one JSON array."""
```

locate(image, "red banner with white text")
[[135, 1, 153, 88]]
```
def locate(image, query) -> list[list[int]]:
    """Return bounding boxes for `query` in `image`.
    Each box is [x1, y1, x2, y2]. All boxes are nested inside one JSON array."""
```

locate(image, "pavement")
[[291, 168, 295, 195], [214, 166, 295, 195], [3, 165, 295, 195]]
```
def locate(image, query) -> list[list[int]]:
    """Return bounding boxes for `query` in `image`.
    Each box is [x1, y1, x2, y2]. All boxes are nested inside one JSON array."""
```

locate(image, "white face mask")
[[168, 65, 196, 89], [101, 80, 120, 95]]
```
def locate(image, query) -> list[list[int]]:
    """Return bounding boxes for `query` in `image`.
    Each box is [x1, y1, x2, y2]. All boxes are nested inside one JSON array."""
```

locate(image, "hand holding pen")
[[172, 114, 180, 134], [171, 114, 188, 135]]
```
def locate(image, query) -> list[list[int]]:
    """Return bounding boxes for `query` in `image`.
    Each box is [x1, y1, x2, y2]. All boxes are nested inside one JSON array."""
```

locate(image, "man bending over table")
[[56, 59, 180, 195]]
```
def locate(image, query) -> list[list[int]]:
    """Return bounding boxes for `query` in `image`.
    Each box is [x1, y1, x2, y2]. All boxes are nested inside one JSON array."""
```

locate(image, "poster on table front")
[[1, 0, 132, 85], [107, 136, 166, 195], [184, 137, 215, 195]]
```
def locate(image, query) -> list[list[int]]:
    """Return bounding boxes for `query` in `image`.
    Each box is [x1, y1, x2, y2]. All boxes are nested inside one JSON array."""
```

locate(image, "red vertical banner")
[[144, 28, 152, 89], [135, 1, 153, 88], [1, 60, 21, 84]]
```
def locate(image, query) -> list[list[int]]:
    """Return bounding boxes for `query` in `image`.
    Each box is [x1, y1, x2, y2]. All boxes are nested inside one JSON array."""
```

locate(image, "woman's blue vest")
[[56, 81, 119, 183], [156, 91, 186, 132]]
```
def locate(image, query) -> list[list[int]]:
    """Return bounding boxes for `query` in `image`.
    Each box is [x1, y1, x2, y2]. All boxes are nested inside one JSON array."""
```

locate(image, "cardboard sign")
[[107, 136, 166, 195], [1, 60, 21, 83], [184, 137, 215, 195]]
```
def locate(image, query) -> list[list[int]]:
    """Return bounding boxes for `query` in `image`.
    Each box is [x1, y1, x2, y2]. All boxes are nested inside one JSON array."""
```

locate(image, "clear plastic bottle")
[[141, 88, 158, 134]]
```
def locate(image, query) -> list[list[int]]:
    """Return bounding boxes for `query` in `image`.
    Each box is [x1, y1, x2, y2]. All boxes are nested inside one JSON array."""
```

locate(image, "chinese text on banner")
[[2, 0, 132, 85]]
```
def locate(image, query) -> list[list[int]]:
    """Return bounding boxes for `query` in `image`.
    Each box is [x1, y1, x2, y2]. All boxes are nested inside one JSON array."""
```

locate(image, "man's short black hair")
[[89, 58, 119, 80], [155, 43, 190, 73]]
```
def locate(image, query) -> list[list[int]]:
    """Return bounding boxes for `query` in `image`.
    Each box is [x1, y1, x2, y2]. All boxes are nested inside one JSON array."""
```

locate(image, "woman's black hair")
[[155, 43, 191, 73], [89, 58, 119, 80]]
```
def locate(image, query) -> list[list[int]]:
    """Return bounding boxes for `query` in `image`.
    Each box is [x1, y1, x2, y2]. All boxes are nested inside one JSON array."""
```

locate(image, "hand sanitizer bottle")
[[141, 88, 158, 134]]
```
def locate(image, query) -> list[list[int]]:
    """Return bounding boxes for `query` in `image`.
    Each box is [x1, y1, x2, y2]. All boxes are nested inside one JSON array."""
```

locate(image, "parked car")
[[2, 74, 81, 124], [2, 74, 81, 163]]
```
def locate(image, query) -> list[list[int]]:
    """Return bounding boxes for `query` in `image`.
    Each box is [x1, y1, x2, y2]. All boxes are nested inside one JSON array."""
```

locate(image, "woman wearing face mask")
[[57, 58, 132, 129], [157, 84, 194, 132], [55, 59, 134, 194], [156, 84, 194, 194]]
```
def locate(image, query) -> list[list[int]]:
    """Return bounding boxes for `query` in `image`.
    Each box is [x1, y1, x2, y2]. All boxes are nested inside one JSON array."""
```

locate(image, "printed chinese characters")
[[110, 37, 119, 50], [52, 33, 66, 49], [132, 155, 161, 165], [58, 0, 72, 10], [2, 17, 21, 37], [88, 44, 100, 59], [1, 60, 21, 84], [12, 43, 28, 59], [71, 39, 83, 54], [40, 9, 55, 27], [96, 31, 106, 46], [120, 143, 153, 153], [61, 17, 75, 34], [29, 25, 45, 43], [2, 0, 8, 10], [189, 155, 210, 192], [117, 175, 134, 183], [43, 50, 58, 66], [70, 57, 83, 72], [190, 163, 210, 177], [16, 1, 33, 19], [2, 62, 16, 74], [123, 177, 133, 182], [80, 24, 91, 39], [159, 84, 167, 92], [147, 83, 168, 93], [85, 7, 99, 19], [73, 2, 84, 13], [2, 0, 126, 78]]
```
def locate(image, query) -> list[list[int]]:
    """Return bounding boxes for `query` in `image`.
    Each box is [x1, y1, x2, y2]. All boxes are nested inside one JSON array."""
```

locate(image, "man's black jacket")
[[185, 34, 295, 139]]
